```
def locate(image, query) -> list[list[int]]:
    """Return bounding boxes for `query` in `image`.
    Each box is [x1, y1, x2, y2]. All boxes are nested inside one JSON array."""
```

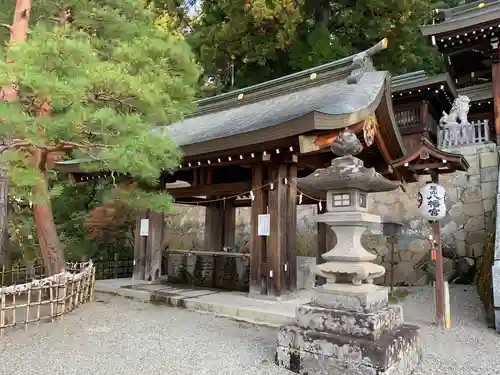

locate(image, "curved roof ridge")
[[193, 39, 388, 115]]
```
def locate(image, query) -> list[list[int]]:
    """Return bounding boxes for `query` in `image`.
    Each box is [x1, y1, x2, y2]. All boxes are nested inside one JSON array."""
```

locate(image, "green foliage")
[[8, 197, 37, 262], [50, 180, 135, 262], [0, 0, 200, 262], [151, 0, 196, 36], [189, 0, 303, 92], [189, 0, 464, 94], [106, 187, 175, 213], [0, 0, 200, 205]]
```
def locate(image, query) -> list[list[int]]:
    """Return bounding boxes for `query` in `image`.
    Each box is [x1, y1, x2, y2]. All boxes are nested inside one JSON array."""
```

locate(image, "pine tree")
[[0, 0, 200, 275]]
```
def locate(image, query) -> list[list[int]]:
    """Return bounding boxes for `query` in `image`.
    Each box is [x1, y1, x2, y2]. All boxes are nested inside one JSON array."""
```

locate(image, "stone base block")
[[295, 303, 403, 341], [276, 324, 422, 375], [494, 309, 500, 333], [313, 284, 388, 313]]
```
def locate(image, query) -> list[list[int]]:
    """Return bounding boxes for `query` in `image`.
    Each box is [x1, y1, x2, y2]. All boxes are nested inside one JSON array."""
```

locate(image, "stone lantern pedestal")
[[276, 150, 422, 375]]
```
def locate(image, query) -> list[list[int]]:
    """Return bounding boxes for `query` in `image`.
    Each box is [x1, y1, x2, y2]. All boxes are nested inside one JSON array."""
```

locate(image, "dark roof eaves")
[[421, 3, 500, 36], [457, 82, 493, 101], [391, 72, 457, 97]]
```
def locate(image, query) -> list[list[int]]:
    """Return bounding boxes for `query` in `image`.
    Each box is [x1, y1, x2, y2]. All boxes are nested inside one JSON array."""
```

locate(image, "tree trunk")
[[32, 149, 65, 276], [1, 0, 32, 101], [314, 0, 330, 29]]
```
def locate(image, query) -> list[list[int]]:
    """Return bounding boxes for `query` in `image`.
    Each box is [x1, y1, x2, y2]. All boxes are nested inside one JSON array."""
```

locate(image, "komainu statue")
[[438, 95, 471, 147], [439, 95, 470, 126]]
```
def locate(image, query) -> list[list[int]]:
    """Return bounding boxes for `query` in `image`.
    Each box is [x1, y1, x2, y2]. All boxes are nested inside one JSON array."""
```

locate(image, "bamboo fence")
[[0, 261, 95, 336]]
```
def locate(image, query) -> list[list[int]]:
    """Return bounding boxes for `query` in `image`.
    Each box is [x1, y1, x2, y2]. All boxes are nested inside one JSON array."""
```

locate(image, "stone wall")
[[365, 142, 498, 286], [164, 143, 497, 287]]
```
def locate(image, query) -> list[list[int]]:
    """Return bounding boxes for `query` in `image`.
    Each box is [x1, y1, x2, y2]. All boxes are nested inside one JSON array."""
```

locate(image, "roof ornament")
[[363, 114, 378, 147], [347, 37, 388, 85], [347, 53, 375, 84]]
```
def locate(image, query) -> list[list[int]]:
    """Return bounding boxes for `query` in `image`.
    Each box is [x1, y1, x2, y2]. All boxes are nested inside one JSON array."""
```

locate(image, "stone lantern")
[[276, 129, 422, 375]]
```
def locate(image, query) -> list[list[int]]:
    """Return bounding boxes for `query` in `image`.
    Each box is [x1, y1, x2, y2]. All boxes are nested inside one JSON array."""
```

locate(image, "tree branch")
[[93, 91, 137, 112], [42, 140, 117, 153], [0, 140, 33, 154], [0, 24, 12, 32]]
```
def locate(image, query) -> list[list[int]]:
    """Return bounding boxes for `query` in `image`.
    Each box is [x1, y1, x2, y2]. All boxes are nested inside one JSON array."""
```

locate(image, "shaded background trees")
[[189, 0, 470, 94]]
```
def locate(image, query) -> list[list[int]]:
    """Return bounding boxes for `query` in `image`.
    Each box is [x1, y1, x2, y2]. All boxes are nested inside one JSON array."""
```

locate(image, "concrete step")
[[95, 279, 313, 327]]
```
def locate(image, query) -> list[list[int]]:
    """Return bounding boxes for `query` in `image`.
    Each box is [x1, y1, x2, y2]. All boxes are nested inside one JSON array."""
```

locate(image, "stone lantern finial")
[[330, 128, 363, 156]]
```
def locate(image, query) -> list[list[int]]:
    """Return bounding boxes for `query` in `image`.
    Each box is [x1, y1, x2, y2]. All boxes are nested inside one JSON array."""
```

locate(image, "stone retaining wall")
[[364, 143, 497, 285]]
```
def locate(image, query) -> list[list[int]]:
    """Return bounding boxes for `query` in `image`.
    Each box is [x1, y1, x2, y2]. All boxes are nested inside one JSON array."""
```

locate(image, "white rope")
[[0, 260, 94, 295]]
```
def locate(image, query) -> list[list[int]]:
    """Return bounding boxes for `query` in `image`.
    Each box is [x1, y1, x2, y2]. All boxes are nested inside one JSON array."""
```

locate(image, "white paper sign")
[[258, 214, 270, 236], [140, 219, 149, 236]]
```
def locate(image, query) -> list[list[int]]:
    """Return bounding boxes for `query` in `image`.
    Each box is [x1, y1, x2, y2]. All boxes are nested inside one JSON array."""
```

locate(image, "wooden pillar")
[[204, 201, 224, 251], [133, 210, 149, 280], [492, 49, 500, 144], [145, 211, 165, 282], [250, 165, 267, 295], [286, 164, 298, 294], [267, 163, 289, 296], [222, 199, 236, 248], [133, 210, 165, 281]]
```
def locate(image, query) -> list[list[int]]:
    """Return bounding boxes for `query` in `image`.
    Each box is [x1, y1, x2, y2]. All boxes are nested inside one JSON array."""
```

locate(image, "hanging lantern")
[[418, 183, 447, 221]]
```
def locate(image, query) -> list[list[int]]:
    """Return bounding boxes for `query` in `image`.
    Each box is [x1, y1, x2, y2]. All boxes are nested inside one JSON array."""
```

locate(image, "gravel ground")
[[405, 285, 500, 375], [0, 285, 498, 375]]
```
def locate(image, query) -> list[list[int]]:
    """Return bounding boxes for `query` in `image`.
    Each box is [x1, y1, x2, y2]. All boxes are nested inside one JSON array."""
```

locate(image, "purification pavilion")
[[147, 39, 412, 298], [58, 39, 426, 298]]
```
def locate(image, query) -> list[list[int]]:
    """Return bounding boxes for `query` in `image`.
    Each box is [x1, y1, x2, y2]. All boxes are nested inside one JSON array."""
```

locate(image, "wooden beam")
[[298, 122, 364, 153], [374, 129, 402, 181], [166, 249, 249, 257], [409, 162, 449, 170], [313, 122, 364, 148], [179, 149, 298, 171], [181, 136, 298, 163], [249, 165, 267, 296], [168, 181, 251, 198]]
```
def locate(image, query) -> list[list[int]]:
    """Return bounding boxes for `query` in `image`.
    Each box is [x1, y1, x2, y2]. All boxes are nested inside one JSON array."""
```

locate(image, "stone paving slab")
[[95, 279, 313, 327]]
